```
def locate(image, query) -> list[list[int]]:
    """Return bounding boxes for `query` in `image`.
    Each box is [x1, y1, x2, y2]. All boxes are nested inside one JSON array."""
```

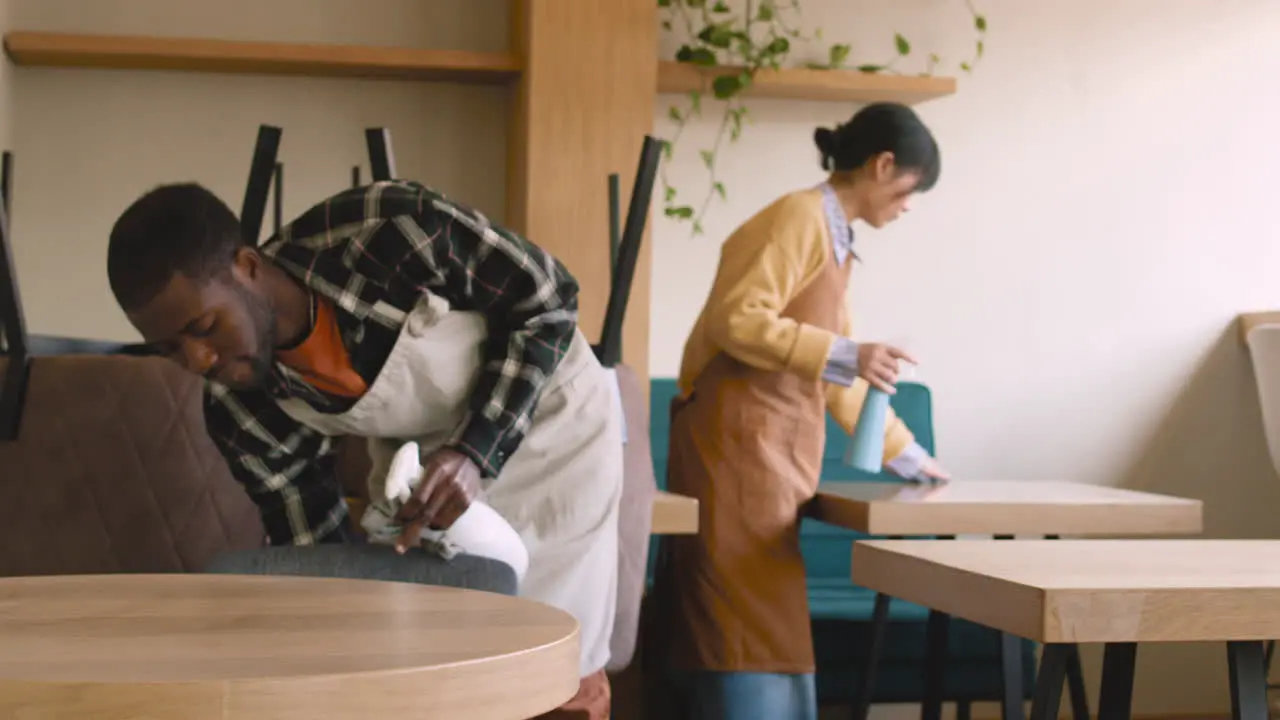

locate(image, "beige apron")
[[276, 291, 623, 677]]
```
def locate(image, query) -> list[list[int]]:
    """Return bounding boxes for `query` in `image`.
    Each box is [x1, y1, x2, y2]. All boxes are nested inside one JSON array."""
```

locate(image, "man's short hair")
[[106, 183, 244, 312]]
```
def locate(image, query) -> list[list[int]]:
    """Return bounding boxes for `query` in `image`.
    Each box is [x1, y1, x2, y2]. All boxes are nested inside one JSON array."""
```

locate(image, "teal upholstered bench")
[[647, 379, 1035, 711]]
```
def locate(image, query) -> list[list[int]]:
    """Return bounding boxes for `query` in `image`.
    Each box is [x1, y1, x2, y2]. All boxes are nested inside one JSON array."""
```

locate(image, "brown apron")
[[651, 249, 851, 674]]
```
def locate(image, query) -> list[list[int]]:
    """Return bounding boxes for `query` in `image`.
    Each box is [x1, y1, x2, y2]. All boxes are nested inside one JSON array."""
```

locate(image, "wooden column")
[[506, 0, 657, 383]]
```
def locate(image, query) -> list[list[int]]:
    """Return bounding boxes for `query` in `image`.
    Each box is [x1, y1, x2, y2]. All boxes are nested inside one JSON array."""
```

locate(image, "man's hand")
[[857, 343, 916, 394], [393, 447, 482, 553]]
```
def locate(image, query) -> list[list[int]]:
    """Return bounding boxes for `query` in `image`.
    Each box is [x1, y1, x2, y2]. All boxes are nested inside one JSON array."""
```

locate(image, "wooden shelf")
[[2, 31, 521, 84], [657, 60, 955, 104]]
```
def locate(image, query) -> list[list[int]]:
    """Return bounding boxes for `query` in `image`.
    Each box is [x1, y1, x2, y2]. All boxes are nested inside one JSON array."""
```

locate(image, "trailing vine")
[[658, 0, 987, 235]]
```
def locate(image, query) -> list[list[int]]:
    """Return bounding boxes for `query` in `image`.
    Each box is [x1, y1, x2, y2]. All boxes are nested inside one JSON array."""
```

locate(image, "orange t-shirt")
[[276, 295, 369, 398]]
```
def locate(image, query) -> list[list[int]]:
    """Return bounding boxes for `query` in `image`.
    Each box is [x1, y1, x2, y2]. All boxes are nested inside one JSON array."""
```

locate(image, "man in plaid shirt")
[[106, 181, 623, 718]]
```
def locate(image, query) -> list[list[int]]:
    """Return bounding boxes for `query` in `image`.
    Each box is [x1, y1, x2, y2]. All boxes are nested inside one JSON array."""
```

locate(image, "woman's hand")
[[918, 456, 951, 484], [857, 343, 916, 393]]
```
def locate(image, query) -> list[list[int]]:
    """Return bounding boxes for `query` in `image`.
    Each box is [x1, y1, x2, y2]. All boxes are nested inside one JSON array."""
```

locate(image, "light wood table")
[[810, 479, 1203, 536], [652, 490, 698, 534], [808, 480, 1204, 720], [0, 574, 580, 719], [853, 539, 1279, 720]]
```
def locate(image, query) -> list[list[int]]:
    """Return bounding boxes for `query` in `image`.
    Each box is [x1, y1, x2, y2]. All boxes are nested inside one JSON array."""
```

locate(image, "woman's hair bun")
[[814, 126, 839, 170]]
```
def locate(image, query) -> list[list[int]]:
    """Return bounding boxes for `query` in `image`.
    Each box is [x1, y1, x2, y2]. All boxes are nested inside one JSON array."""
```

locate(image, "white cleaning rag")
[[360, 441, 530, 584]]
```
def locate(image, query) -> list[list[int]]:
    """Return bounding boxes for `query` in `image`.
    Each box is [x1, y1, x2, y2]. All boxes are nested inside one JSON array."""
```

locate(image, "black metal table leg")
[[1030, 643, 1069, 720], [999, 632, 1027, 720], [1042, 534, 1091, 720], [920, 608, 951, 720], [1228, 640, 1268, 720], [919, 534, 956, 720], [851, 592, 891, 720], [1096, 642, 1137, 720], [1064, 644, 1090, 720], [991, 536, 1026, 720]]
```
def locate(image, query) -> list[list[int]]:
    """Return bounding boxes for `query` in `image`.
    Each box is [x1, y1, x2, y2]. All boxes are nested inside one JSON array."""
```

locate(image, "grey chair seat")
[[204, 544, 519, 596]]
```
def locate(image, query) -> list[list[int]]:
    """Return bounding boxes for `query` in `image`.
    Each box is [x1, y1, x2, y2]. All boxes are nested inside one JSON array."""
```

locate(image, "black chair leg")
[[956, 700, 973, 720], [1000, 632, 1026, 720]]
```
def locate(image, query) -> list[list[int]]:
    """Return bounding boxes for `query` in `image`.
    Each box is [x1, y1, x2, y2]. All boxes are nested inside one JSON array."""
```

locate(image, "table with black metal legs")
[[850, 539, 1278, 720], [807, 480, 1204, 720]]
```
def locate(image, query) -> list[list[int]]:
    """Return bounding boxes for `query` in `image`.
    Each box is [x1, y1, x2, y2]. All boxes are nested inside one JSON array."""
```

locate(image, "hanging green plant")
[[658, 0, 987, 235]]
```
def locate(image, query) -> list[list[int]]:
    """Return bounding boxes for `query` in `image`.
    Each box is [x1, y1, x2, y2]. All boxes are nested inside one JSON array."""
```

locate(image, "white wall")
[[6, 0, 1280, 714], [655, 0, 1280, 715], [7, 0, 508, 340]]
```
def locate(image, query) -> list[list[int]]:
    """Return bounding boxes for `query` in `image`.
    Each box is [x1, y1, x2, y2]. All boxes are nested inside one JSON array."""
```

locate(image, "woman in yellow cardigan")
[[650, 103, 949, 719]]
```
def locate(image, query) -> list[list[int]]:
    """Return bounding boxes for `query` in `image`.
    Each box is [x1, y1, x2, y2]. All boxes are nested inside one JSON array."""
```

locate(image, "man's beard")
[[234, 283, 278, 390]]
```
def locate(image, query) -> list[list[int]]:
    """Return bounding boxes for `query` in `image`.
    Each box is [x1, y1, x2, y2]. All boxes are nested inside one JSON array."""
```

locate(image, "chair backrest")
[[0, 354, 266, 576], [648, 378, 936, 490], [648, 378, 937, 582]]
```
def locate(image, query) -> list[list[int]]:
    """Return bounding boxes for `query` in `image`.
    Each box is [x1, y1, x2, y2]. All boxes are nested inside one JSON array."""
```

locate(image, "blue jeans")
[[683, 671, 817, 720]]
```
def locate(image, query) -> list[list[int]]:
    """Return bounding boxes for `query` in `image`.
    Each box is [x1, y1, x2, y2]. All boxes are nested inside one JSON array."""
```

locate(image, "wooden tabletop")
[[0, 574, 579, 719], [853, 539, 1280, 644], [809, 480, 1203, 536], [653, 490, 698, 534]]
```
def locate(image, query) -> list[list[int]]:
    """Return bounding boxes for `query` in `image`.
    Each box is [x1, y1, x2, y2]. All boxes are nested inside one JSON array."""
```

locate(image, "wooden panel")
[[658, 61, 956, 104], [506, 0, 657, 382], [3, 32, 520, 84]]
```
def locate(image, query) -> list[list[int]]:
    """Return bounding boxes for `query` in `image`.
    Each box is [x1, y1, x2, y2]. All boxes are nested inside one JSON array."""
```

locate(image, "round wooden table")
[[0, 574, 580, 719]]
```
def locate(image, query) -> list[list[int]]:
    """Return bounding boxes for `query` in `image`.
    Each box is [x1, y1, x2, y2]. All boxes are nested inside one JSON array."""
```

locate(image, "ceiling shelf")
[[2, 32, 521, 85], [657, 61, 956, 105]]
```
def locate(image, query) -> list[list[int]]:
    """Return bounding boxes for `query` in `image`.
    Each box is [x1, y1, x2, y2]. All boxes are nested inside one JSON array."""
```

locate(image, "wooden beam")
[[506, 0, 657, 383]]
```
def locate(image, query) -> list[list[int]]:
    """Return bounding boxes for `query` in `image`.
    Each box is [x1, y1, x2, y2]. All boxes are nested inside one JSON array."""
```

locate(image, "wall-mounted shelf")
[[1240, 312, 1280, 345], [657, 60, 956, 104], [2, 32, 521, 84]]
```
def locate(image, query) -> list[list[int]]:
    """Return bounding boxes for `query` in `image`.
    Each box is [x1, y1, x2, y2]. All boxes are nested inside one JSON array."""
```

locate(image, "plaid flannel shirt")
[[203, 181, 580, 546]]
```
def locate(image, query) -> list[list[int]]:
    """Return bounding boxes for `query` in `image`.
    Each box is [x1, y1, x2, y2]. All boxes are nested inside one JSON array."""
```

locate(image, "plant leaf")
[[977, 40, 984, 57], [697, 23, 735, 49], [895, 33, 911, 56], [856, 64, 885, 73], [829, 43, 851, 67], [713, 182, 727, 199], [665, 186, 677, 202], [960, 61, 972, 72], [756, 2, 774, 21], [688, 47, 718, 66], [659, 139, 673, 159], [975, 14, 987, 31], [665, 206, 695, 219], [711, 73, 744, 99], [700, 150, 715, 169], [712, 1, 730, 12]]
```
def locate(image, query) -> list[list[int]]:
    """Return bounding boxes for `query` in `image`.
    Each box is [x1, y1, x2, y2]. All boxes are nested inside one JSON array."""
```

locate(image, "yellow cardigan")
[[676, 188, 916, 461]]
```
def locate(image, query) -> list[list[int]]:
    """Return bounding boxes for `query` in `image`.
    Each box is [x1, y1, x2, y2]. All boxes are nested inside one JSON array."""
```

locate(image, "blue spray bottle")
[[845, 385, 893, 473]]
